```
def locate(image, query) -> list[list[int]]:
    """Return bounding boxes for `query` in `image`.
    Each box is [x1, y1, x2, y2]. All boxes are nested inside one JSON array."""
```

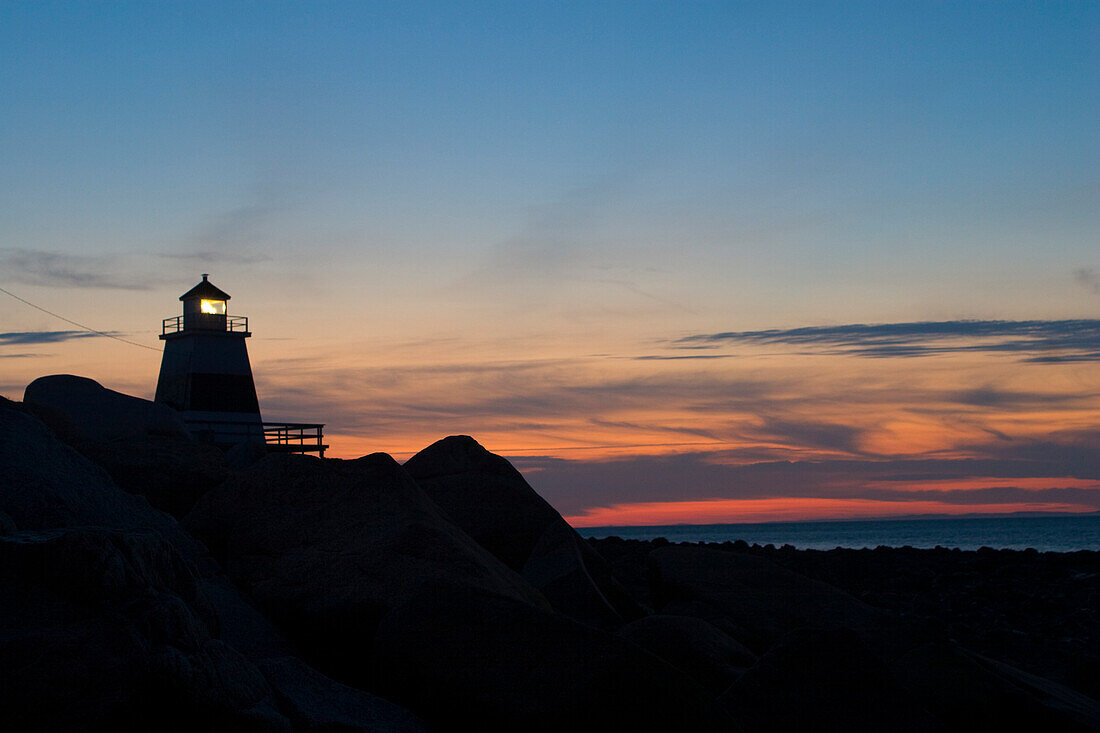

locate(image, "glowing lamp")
[[201, 299, 226, 315], [173, 273, 235, 332]]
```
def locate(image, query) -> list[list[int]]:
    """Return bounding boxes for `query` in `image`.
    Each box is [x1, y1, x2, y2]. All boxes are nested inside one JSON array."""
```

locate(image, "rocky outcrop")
[[648, 544, 921, 656], [593, 536, 1100, 732], [0, 395, 201, 551], [371, 584, 737, 732], [405, 435, 641, 626], [258, 657, 429, 733], [6, 372, 1099, 732], [0, 528, 289, 732], [22, 375, 230, 517], [891, 642, 1100, 732], [0, 395, 426, 731], [183, 451, 547, 686], [719, 628, 939, 733], [24, 374, 190, 443], [616, 614, 756, 694]]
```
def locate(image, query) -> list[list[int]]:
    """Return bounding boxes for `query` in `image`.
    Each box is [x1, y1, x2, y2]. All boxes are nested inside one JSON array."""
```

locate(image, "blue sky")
[[1, 2, 1097, 522]]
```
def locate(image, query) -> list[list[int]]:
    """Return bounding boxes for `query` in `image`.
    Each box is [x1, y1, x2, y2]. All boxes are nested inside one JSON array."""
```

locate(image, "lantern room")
[[179, 274, 232, 331]]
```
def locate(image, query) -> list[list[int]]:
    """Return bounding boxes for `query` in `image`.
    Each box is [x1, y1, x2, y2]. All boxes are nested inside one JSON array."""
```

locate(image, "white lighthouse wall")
[[155, 333, 262, 419]]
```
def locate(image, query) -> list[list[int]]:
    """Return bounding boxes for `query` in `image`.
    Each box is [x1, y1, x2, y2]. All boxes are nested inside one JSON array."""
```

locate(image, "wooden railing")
[[183, 419, 327, 456], [263, 423, 327, 456], [162, 314, 249, 334]]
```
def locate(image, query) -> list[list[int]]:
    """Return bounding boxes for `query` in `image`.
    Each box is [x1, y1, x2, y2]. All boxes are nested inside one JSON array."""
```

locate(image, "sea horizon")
[[581, 512, 1100, 553]]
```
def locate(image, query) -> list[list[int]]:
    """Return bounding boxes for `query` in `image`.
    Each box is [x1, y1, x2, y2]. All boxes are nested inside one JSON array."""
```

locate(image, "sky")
[[1, 1, 1098, 526]]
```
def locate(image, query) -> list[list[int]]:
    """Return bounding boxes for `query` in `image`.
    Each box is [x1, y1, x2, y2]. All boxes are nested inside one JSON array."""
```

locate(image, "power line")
[[0, 284, 161, 352]]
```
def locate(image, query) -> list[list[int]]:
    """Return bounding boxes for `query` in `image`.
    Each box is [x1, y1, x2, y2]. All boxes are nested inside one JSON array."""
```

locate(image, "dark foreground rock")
[[183, 451, 547, 687], [23, 375, 230, 517], [405, 435, 641, 627], [720, 628, 939, 733], [616, 614, 756, 694], [258, 656, 429, 733], [0, 528, 287, 732], [1, 396, 426, 732], [6, 372, 1100, 732], [593, 536, 1100, 732], [372, 584, 737, 732], [648, 544, 927, 657]]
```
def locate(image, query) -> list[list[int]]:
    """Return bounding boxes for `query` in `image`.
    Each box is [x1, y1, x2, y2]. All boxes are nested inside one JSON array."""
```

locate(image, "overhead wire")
[[0, 284, 161, 352]]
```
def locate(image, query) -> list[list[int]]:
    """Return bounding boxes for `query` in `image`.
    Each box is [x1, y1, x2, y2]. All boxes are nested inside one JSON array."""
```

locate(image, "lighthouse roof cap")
[[180, 274, 231, 302]]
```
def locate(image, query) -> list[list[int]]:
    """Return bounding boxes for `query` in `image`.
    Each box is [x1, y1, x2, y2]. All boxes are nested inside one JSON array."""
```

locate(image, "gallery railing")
[[183, 419, 327, 457], [162, 314, 250, 335]]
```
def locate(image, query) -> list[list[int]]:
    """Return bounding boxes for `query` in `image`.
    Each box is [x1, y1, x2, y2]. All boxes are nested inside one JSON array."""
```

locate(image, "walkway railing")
[[183, 419, 327, 456], [263, 423, 327, 456], [162, 314, 249, 335]]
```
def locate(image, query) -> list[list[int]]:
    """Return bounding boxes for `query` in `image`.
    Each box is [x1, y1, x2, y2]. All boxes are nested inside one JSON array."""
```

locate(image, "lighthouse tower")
[[155, 275, 262, 446]]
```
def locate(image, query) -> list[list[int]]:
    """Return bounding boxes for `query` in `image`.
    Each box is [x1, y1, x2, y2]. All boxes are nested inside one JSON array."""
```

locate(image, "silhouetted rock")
[[225, 437, 271, 469], [649, 544, 919, 656], [22, 375, 229, 517], [258, 657, 430, 733], [592, 536, 1100, 730], [371, 584, 738, 732], [183, 452, 546, 686], [658, 598, 757, 646], [0, 396, 287, 659], [616, 614, 756, 694], [24, 374, 190, 443], [2, 395, 429, 729], [520, 519, 629, 628], [405, 436, 641, 626], [892, 642, 1100, 732], [0, 528, 289, 732], [0, 395, 201, 552], [753, 542, 1100, 700], [7, 375, 1098, 730], [719, 628, 939, 733]]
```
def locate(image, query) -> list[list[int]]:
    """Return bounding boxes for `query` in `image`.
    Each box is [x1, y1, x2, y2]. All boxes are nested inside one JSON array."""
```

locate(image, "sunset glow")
[[1, 2, 1097, 526], [565, 497, 1099, 528]]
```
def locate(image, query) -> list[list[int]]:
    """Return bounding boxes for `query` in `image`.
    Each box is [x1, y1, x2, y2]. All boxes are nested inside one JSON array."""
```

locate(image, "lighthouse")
[[155, 275, 325, 455]]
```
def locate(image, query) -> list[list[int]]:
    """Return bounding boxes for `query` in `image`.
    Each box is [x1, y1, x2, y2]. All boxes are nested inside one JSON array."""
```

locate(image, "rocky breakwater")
[[2, 373, 1098, 731]]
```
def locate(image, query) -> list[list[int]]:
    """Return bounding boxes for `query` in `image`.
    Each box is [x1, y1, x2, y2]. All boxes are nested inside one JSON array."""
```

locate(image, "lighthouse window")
[[201, 299, 226, 315]]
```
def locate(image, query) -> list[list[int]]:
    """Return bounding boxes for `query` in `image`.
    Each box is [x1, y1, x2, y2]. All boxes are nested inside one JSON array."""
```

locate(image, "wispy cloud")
[[0, 330, 106, 345], [161, 250, 271, 264], [1074, 268, 1100, 294], [513, 440, 1100, 515], [632, 354, 735, 361], [0, 249, 155, 290], [677, 320, 1100, 362]]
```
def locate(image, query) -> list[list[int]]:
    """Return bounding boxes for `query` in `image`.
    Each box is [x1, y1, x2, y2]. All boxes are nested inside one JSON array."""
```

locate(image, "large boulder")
[[258, 657, 429, 733], [1, 396, 427, 729], [0, 395, 293, 657], [22, 375, 229, 517], [371, 585, 738, 732], [0, 528, 288, 732], [719, 628, 939, 733], [892, 642, 1100, 732], [23, 374, 190, 443], [648, 544, 921, 656], [0, 395, 201, 553], [183, 452, 547, 686], [616, 614, 756, 694], [405, 436, 641, 626]]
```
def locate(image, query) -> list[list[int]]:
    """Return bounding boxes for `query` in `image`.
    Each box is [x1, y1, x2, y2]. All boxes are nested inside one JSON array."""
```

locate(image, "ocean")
[[582, 514, 1100, 553]]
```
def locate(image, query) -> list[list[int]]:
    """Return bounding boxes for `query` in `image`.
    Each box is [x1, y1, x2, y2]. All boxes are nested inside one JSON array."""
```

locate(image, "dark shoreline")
[[589, 536, 1100, 703]]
